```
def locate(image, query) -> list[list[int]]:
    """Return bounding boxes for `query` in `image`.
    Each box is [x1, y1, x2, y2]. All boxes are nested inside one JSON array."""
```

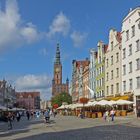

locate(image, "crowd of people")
[[0, 108, 57, 130]]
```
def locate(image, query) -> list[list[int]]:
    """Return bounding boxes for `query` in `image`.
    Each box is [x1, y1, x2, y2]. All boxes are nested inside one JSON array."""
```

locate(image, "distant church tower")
[[52, 43, 69, 96]]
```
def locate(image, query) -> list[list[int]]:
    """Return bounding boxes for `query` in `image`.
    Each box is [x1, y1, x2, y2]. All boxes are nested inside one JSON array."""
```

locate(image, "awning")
[[105, 95, 131, 101]]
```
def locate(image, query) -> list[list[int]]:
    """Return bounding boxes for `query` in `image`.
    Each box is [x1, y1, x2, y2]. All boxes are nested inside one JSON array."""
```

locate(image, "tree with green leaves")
[[51, 92, 72, 107]]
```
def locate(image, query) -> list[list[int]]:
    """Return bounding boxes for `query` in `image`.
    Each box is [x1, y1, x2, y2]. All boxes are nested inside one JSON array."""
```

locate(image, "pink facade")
[[16, 92, 40, 110]]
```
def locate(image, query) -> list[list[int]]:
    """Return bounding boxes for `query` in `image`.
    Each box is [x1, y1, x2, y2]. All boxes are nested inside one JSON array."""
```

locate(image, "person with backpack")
[[44, 109, 50, 123]]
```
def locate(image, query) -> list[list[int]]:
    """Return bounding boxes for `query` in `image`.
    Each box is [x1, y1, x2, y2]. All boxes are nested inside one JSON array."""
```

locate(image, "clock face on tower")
[[55, 68, 60, 72]]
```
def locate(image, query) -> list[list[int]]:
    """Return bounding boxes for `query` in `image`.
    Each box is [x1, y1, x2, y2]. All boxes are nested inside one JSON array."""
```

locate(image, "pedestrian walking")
[[16, 111, 21, 122], [26, 111, 30, 120], [44, 109, 50, 123], [105, 110, 109, 122], [7, 112, 13, 130], [110, 109, 115, 121]]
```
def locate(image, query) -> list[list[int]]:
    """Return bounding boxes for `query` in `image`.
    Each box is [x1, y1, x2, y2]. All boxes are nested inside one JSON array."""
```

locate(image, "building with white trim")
[[105, 29, 122, 98], [121, 7, 140, 111]]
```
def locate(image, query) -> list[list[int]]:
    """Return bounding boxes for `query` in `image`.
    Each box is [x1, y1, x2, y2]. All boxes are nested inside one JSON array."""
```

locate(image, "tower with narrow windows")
[[52, 43, 69, 96]]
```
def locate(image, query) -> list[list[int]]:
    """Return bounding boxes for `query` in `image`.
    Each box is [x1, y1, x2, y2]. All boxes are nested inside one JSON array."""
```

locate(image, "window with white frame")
[[106, 72, 109, 81], [123, 81, 126, 91], [136, 58, 140, 70], [111, 70, 113, 79], [116, 68, 119, 78], [126, 30, 129, 41], [102, 78, 104, 85], [123, 65, 126, 75], [138, 21, 140, 29], [99, 67, 101, 74], [99, 91, 101, 97], [96, 68, 98, 75], [99, 56, 101, 63], [111, 56, 113, 65], [111, 85, 113, 94], [102, 90, 104, 97], [102, 66, 104, 72], [129, 79, 133, 90], [131, 25, 135, 37], [100, 79, 101, 87], [123, 48, 126, 59], [136, 40, 140, 52], [116, 53, 119, 62], [107, 86, 109, 95], [129, 62, 132, 73], [111, 41, 113, 51], [116, 83, 119, 93], [106, 59, 108, 67], [128, 44, 132, 56], [136, 77, 140, 89]]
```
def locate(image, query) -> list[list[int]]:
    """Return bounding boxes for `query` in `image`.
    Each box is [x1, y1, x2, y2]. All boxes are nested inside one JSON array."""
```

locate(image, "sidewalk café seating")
[[87, 112, 92, 118], [97, 112, 102, 118], [120, 110, 127, 116], [127, 111, 134, 115], [92, 113, 96, 118], [115, 110, 121, 116], [85, 111, 88, 117]]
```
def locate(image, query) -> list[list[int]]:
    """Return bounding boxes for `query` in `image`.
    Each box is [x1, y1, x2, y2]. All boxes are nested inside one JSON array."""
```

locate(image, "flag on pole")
[[86, 85, 94, 96]]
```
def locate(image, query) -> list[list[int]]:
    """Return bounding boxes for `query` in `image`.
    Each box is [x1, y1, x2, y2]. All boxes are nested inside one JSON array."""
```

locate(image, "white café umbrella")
[[85, 101, 97, 107], [95, 100, 113, 106], [110, 100, 117, 105], [116, 99, 133, 105], [57, 105, 65, 110]]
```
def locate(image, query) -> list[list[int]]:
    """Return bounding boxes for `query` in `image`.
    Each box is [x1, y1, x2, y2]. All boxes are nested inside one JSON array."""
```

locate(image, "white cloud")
[[15, 74, 52, 100], [46, 12, 70, 39], [0, 0, 40, 51], [70, 31, 88, 47], [20, 23, 39, 44]]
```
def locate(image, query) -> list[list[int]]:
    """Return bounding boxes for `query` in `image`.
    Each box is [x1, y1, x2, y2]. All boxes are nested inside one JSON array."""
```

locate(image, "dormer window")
[[126, 30, 129, 41]]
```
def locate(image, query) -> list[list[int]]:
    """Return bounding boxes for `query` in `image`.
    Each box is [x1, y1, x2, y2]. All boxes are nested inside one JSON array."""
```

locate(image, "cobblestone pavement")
[[0, 115, 140, 140]]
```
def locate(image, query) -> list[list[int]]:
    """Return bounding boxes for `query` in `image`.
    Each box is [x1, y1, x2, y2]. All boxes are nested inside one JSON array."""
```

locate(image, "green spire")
[[55, 43, 61, 64]]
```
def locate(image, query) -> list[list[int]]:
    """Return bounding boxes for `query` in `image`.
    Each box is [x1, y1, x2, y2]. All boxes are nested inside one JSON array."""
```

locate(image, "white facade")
[[89, 49, 96, 99], [105, 29, 121, 97], [121, 7, 140, 109]]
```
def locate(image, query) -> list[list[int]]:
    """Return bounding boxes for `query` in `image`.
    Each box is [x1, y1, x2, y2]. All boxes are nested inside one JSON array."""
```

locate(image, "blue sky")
[[0, 0, 139, 100]]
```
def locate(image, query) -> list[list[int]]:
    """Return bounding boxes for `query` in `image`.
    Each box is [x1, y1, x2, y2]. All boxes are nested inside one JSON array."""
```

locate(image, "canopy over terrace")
[[57, 99, 134, 110], [84, 101, 97, 107], [115, 99, 133, 105], [57, 103, 84, 110], [95, 100, 115, 106]]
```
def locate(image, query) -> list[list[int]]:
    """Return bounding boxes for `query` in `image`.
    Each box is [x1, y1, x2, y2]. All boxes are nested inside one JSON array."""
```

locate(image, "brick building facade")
[[16, 92, 40, 110]]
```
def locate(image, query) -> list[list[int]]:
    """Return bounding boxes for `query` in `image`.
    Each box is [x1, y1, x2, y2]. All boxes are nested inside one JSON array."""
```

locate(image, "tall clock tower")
[[52, 43, 69, 96], [54, 43, 62, 84]]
